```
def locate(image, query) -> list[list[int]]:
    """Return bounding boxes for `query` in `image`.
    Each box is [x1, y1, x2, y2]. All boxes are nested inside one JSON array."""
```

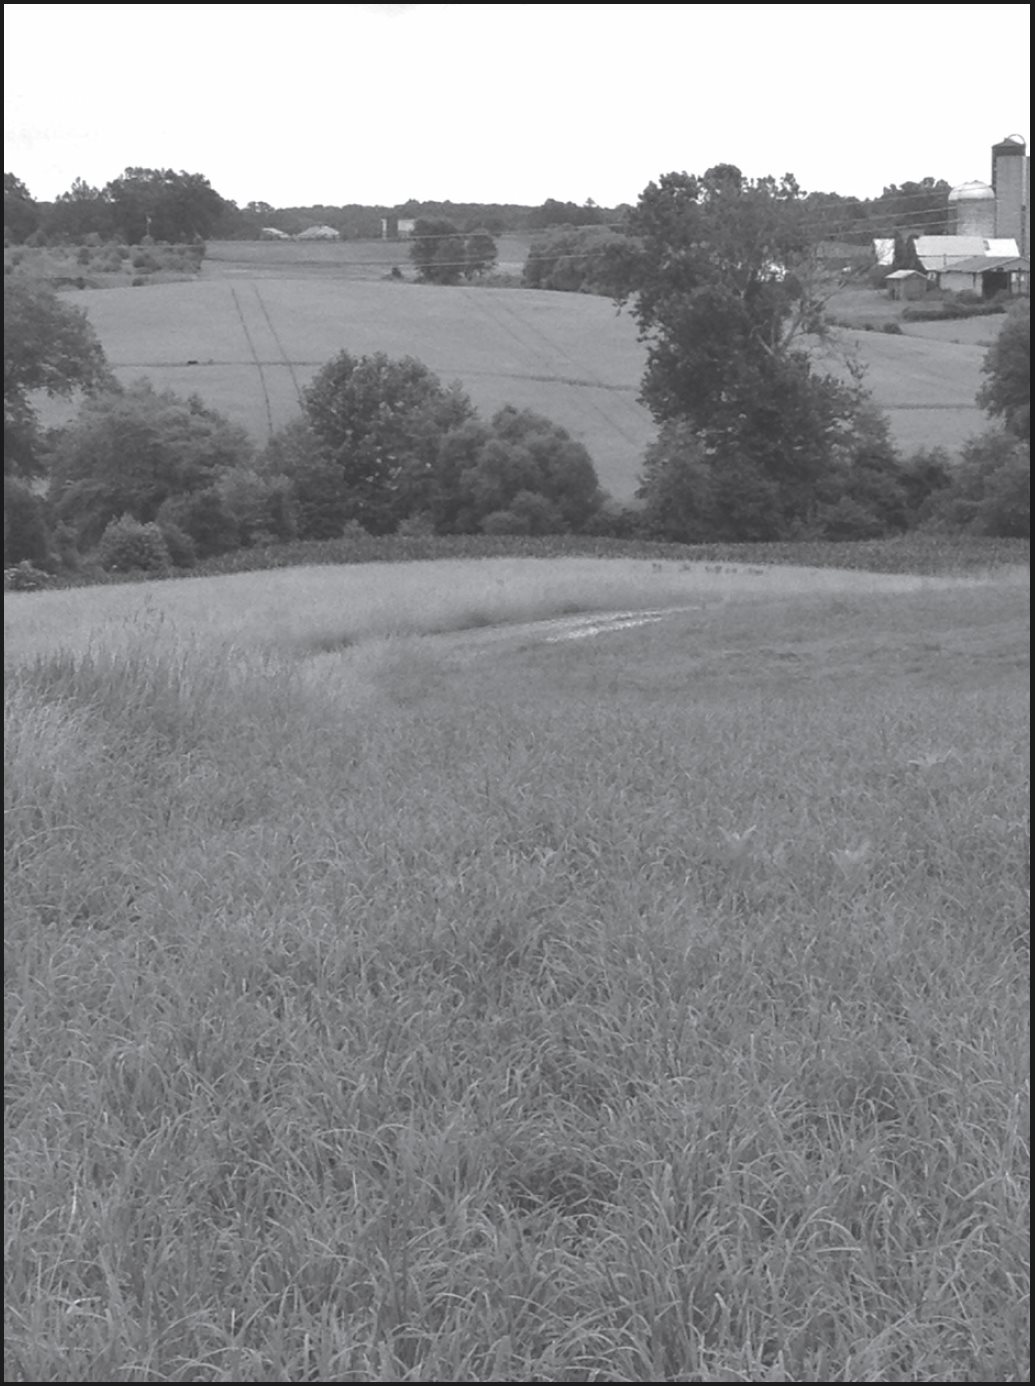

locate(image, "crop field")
[[5, 553, 1030, 1382], [38, 241, 997, 503]]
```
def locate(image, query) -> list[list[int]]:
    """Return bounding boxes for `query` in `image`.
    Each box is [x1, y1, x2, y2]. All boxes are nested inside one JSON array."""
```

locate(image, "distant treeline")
[[5, 168, 952, 246]]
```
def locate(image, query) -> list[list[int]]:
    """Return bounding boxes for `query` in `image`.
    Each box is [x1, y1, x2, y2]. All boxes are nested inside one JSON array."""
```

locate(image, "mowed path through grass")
[[5, 558, 1028, 1381]]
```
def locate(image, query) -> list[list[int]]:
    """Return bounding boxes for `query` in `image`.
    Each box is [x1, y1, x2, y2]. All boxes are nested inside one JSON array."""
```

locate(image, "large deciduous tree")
[[410, 219, 499, 285], [299, 351, 476, 533], [4, 276, 112, 477], [102, 168, 229, 243], [614, 165, 885, 535], [977, 303, 1030, 441]]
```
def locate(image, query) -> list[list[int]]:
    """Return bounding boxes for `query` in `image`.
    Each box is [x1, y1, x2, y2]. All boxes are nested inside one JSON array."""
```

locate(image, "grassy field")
[[35, 242, 998, 502], [5, 554, 1030, 1382]]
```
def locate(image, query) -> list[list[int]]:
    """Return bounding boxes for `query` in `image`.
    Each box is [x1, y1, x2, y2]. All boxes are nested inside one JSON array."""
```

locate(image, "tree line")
[[5, 166, 951, 247], [4, 162, 1027, 583]]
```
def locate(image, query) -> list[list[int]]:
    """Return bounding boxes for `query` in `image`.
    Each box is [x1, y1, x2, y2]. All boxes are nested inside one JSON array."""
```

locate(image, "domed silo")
[[948, 181, 996, 237]]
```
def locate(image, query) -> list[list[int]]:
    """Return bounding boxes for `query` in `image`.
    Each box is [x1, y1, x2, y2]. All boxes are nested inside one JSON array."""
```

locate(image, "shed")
[[885, 269, 929, 301], [935, 255, 1030, 297]]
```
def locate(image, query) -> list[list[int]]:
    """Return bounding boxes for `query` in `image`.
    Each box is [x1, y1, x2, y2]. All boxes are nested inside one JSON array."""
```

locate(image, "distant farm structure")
[[874, 133, 1030, 299], [380, 216, 417, 240]]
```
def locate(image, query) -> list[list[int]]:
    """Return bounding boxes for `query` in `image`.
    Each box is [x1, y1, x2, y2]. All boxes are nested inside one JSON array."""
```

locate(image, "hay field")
[[5, 557, 1029, 1381], [49, 267, 652, 501], [37, 241, 1000, 503]]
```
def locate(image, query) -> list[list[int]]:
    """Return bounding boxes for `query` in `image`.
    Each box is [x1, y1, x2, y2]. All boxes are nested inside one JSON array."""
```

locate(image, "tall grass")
[[5, 574, 1029, 1381], [4, 555, 1011, 667]]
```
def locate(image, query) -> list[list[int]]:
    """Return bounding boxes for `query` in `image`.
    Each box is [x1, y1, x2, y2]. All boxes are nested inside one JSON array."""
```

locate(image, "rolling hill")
[[40, 242, 995, 502]]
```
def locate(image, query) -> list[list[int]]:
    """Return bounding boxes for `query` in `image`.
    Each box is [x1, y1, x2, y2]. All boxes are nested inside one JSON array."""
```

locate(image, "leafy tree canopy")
[[102, 167, 229, 243], [410, 219, 499, 285], [4, 276, 112, 476], [977, 303, 1030, 440], [4, 172, 39, 242], [300, 351, 475, 533], [49, 380, 254, 545], [616, 164, 884, 534]]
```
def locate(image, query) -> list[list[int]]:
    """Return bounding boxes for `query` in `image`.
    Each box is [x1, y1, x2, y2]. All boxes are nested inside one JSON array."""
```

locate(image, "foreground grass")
[[5, 551, 1025, 667], [5, 571, 1030, 1381]]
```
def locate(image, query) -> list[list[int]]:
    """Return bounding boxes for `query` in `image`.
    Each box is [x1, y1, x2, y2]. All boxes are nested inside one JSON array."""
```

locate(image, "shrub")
[[50, 380, 255, 547], [4, 559, 51, 591], [523, 226, 629, 295], [882, 321, 903, 334], [930, 432, 1030, 538], [96, 514, 170, 572], [157, 490, 240, 559], [157, 520, 197, 568]]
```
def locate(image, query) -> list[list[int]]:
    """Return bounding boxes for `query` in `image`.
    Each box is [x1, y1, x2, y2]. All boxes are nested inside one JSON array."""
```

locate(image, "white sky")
[[4, 3, 1030, 210]]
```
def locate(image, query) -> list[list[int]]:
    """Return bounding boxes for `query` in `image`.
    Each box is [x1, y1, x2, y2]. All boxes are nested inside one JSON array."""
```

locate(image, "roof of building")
[[986, 239, 1022, 257], [937, 256, 1030, 274], [914, 236, 989, 258], [886, 269, 928, 279]]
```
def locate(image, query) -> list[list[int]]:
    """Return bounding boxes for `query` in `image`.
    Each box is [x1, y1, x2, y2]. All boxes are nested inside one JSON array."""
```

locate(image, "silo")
[[948, 181, 996, 237], [992, 134, 1029, 253]]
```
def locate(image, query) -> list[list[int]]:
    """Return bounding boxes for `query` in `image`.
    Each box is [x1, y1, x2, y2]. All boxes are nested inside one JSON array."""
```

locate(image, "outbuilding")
[[935, 255, 1030, 298], [885, 269, 929, 301]]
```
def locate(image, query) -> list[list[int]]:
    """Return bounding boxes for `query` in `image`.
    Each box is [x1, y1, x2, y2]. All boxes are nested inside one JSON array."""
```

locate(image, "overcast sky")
[[5, 3, 1030, 210]]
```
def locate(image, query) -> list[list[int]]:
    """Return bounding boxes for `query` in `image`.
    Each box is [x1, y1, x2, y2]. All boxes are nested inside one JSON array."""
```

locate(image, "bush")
[[929, 432, 1030, 538], [4, 559, 51, 591], [96, 514, 170, 572], [50, 380, 255, 547], [157, 520, 197, 568], [157, 489, 240, 559], [523, 226, 629, 295]]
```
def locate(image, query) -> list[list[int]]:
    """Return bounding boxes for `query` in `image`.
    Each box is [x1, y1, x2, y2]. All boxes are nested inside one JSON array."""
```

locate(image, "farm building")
[[876, 134, 1030, 265], [949, 181, 997, 237], [992, 134, 1030, 254], [934, 255, 1030, 298], [885, 269, 929, 300], [297, 225, 340, 241], [380, 217, 417, 240], [913, 235, 1019, 271], [260, 226, 292, 240]]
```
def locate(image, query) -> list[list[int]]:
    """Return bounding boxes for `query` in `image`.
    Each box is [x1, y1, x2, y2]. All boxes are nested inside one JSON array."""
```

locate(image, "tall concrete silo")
[[992, 134, 1029, 254], [949, 180, 996, 237]]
